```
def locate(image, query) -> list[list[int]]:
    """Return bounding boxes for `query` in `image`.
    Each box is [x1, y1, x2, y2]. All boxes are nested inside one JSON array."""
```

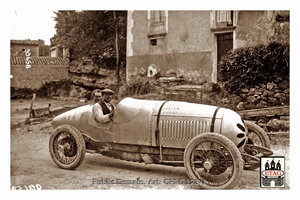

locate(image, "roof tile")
[[11, 56, 69, 66]]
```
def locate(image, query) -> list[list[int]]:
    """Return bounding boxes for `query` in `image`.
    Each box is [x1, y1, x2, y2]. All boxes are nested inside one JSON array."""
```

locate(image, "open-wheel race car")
[[49, 97, 273, 189]]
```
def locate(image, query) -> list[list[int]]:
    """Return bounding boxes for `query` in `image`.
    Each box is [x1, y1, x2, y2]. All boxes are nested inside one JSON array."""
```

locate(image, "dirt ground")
[[9, 98, 290, 190]]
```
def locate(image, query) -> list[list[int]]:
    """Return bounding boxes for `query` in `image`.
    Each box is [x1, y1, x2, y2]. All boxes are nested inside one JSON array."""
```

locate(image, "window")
[[150, 39, 157, 46], [148, 11, 168, 38], [210, 10, 236, 30], [216, 10, 233, 26], [151, 11, 165, 23]]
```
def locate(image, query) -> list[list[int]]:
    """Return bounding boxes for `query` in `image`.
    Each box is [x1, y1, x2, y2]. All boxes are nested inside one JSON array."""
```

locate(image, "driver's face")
[[102, 93, 113, 103]]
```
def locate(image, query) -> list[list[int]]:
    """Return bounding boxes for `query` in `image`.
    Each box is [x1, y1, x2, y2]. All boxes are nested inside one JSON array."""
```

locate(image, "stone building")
[[126, 10, 289, 83], [10, 39, 40, 56], [10, 39, 70, 98]]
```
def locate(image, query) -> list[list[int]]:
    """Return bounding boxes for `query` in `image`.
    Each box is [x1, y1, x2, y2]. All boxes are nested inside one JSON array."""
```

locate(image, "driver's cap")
[[101, 88, 114, 94]]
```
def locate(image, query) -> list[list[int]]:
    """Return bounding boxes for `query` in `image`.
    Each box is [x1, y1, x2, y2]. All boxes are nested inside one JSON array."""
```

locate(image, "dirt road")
[[10, 99, 290, 190]]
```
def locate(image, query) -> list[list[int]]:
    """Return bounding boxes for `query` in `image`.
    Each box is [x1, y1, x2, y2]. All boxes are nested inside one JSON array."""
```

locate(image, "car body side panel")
[[52, 105, 117, 142], [110, 98, 164, 145], [220, 109, 247, 149], [52, 105, 91, 130], [152, 101, 224, 148], [51, 97, 246, 149], [52, 98, 166, 145]]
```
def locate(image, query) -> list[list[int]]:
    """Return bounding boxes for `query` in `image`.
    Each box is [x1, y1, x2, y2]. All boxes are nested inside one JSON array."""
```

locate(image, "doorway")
[[216, 32, 233, 81]]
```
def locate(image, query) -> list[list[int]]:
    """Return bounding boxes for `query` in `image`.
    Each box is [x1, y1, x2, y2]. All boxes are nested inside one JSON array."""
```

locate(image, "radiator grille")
[[160, 120, 209, 140]]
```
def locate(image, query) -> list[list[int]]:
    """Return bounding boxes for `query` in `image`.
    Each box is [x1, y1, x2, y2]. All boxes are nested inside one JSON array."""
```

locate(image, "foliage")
[[217, 42, 289, 93], [11, 79, 73, 99], [118, 76, 159, 99], [269, 19, 289, 45], [118, 79, 237, 110], [50, 11, 127, 73], [275, 13, 289, 22]]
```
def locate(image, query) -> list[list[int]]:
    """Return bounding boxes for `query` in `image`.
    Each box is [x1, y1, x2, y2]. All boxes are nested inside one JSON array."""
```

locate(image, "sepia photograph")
[[7, 0, 298, 197]]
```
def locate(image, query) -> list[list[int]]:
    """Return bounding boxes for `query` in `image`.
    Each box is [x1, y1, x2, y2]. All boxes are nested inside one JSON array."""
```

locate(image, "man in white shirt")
[[92, 88, 115, 123], [91, 89, 102, 104]]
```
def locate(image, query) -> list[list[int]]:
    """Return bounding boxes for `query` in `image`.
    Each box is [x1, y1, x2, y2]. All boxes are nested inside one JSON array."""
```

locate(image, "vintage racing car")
[[49, 97, 273, 189]]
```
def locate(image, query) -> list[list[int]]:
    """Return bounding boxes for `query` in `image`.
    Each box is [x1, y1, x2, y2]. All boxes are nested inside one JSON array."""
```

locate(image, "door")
[[217, 32, 233, 81], [217, 33, 233, 62]]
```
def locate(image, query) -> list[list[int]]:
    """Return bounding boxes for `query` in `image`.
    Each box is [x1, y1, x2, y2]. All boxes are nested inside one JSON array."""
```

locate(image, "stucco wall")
[[128, 11, 149, 56], [167, 11, 213, 53], [127, 10, 287, 84], [127, 11, 214, 83], [11, 65, 69, 89], [50, 49, 57, 57], [235, 11, 275, 48], [11, 44, 39, 56]]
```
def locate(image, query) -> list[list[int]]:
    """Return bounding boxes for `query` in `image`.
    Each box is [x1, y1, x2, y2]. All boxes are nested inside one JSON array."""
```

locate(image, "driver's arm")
[[92, 103, 111, 123]]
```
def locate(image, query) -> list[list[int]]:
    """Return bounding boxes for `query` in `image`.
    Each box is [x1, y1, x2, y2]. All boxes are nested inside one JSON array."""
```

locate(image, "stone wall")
[[160, 76, 289, 112], [11, 65, 70, 99], [234, 77, 289, 110], [11, 65, 69, 89]]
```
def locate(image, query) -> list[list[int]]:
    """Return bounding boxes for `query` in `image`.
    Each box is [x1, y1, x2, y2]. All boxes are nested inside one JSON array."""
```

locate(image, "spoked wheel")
[[49, 125, 85, 170], [184, 132, 243, 189], [243, 121, 272, 170]]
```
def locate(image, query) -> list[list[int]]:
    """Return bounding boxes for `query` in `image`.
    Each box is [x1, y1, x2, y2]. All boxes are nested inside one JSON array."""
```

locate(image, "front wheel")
[[49, 125, 86, 170], [184, 132, 243, 189]]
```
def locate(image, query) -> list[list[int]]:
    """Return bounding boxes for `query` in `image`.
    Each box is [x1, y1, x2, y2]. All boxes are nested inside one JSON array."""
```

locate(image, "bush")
[[218, 42, 289, 93], [118, 76, 159, 99], [10, 79, 73, 99]]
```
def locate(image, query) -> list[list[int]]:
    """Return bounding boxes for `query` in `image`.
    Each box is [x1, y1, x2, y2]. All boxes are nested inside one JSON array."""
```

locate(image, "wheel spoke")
[[191, 140, 234, 186], [49, 125, 86, 170], [53, 131, 78, 165]]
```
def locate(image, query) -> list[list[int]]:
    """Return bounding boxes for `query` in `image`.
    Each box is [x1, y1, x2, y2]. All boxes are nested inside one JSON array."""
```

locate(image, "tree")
[[113, 11, 120, 82], [50, 10, 127, 82]]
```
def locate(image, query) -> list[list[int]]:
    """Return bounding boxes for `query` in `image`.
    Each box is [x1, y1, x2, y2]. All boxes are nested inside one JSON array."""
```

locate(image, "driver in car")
[[92, 88, 115, 123]]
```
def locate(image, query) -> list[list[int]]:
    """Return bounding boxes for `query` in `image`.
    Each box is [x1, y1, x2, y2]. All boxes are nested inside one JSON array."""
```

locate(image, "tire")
[[49, 124, 86, 170], [243, 121, 272, 170], [245, 120, 270, 149], [184, 132, 243, 189]]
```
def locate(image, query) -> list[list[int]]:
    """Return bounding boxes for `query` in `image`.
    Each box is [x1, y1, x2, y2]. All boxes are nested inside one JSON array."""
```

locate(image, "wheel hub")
[[204, 160, 213, 172], [193, 150, 229, 175], [63, 143, 71, 150], [59, 137, 77, 157]]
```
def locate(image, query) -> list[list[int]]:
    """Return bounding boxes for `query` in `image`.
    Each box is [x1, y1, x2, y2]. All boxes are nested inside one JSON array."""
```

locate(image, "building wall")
[[50, 49, 57, 57], [11, 65, 69, 89], [50, 46, 68, 58], [10, 44, 39, 56], [127, 10, 285, 84], [127, 11, 214, 83], [235, 11, 275, 48], [11, 56, 69, 90]]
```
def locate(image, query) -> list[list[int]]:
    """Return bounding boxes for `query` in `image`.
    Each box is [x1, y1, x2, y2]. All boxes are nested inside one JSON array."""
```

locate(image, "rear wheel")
[[245, 120, 270, 148], [49, 125, 85, 170], [184, 132, 243, 189], [244, 121, 272, 170]]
